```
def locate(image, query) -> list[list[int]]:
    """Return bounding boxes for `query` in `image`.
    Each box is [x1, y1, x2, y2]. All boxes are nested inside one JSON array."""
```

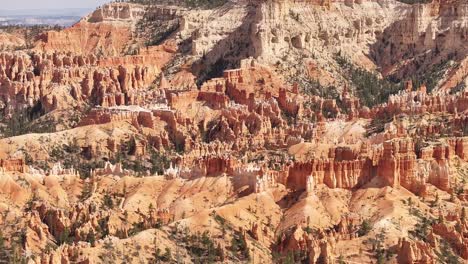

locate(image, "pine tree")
[[215, 243, 224, 261], [58, 227, 70, 245], [161, 247, 171, 262], [0, 231, 10, 264], [86, 230, 96, 247], [79, 181, 92, 201]]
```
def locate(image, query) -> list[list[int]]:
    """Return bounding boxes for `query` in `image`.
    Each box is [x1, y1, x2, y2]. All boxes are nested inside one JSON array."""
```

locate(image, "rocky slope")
[[0, 0, 467, 263]]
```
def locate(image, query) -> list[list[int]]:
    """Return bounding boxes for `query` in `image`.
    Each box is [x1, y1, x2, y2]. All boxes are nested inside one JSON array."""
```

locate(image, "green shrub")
[[357, 219, 373, 237], [103, 194, 114, 209], [0, 105, 55, 138], [184, 0, 228, 8], [411, 60, 451, 93], [436, 240, 461, 264], [397, 0, 432, 4], [336, 54, 404, 107], [230, 230, 249, 260], [409, 215, 434, 242]]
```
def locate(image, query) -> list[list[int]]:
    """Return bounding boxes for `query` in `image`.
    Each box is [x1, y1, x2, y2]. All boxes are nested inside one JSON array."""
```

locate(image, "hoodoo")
[[0, 0, 466, 263]]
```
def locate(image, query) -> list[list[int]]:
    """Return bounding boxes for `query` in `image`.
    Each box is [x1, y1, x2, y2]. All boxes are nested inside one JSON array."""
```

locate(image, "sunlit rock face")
[[0, 1, 467, 263]]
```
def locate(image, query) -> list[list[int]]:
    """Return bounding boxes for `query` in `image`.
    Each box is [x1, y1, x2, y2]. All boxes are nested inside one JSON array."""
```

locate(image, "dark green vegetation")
[[153, 247, 173, 263], [358, 219, 373, 237], [336, 54, 405, 108], [365, 229, 394, 264], [184, 0, 229, 8], [450, 80, 466, 95], [406, 200, 463, 264], [0, 25, 62, 50], [291, 76, 345, 120], [271, 226, 317, 263], [410, 60, 452, 94], [22, 138, 170, 178], [46, 142, 105, 178], [112, 139, 171, 175], [397, 0, 432, 4], [0, 230, 26, 264], [197, 58, 232, 87], [135, 14, 180, 47], [0, 104, 55, 138], [229, 230, 250, 261], [168, 222, 231, 263], [407, 200, 436, 242], [303, 80, 347, 118], [409, 214, 434, 242], [297, 78, 340, 100], [436, 240, 462, 264], [365, 113, 393, 136], [127, 0, 228, 8]]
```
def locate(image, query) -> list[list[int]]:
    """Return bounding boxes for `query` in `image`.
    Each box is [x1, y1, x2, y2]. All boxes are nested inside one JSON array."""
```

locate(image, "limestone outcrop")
[[0, 1, 467, 263], [372, 0, 468, 83], [0, 44, 173, 114]]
